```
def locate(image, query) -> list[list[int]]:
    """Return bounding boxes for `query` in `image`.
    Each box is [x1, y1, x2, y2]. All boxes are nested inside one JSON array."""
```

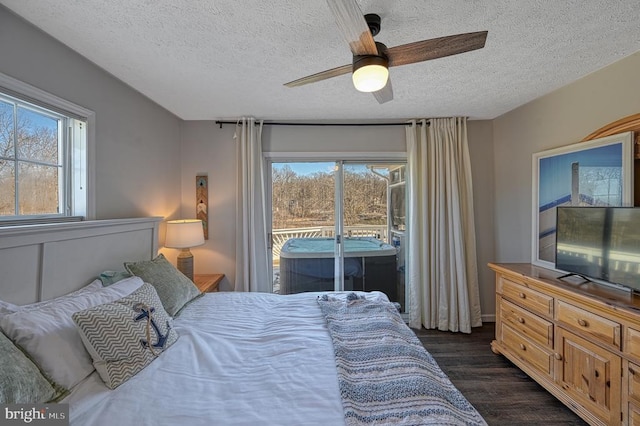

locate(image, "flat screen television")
[[556, 207, 640, 291]]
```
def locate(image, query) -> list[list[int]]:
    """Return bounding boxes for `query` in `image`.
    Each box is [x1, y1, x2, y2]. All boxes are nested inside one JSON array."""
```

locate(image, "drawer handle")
[[517, 317, 525, 324], [519, 292, 526, 299], [577, 319, 588, 327], [519, 343, 526, 351], [554, 353, 563, 361]]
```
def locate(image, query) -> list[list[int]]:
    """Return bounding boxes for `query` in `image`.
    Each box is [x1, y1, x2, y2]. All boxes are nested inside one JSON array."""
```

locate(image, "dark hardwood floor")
[[414, 323, 589, 426]]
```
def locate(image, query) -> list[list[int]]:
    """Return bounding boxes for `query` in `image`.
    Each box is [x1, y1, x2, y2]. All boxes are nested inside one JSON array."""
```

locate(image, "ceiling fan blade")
[[372, 78, 393, 104], [326, 0, 378, 56], [284, 64, 352, 88], [387, 31, 488, 67]]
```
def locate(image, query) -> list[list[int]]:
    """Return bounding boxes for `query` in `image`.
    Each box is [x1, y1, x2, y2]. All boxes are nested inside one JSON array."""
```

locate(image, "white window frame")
[[0, 72, 95, 222]]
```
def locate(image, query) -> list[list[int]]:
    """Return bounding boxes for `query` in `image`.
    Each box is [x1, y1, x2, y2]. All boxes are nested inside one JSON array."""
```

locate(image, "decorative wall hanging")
[[196, 175, 208, 240], [531, 132, 634, 269]]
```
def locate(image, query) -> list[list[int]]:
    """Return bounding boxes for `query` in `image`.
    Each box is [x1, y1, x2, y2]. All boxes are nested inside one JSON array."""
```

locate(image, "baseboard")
[[482, 313, 496, 323]]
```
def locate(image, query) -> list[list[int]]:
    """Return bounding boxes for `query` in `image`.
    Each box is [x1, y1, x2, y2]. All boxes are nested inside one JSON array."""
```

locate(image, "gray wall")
[[467, 120, 496, 316], [0, 6, 182, 221], [493, 51, 640, 263], [179, 122, 237, 291], [263, 124, 406, 153]]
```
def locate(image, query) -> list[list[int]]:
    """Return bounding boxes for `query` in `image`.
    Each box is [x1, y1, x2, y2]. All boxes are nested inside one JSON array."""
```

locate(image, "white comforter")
[[65, 291, 386, 426]]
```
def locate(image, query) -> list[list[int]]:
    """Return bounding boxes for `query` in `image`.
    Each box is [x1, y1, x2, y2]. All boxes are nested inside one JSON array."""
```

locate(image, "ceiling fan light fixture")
[[352, 55, 389, 93]]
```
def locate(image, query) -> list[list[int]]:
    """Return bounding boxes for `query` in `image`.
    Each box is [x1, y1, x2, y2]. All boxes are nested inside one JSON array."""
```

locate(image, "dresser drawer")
[[501, 324, 554, 378], [556, 300, 621, 349], [630, 402, 640, 426], [629, 362, 640, 405], [501, 277, 553, 318], [500, 298, 553, 348], [626, 327, 640, 360]]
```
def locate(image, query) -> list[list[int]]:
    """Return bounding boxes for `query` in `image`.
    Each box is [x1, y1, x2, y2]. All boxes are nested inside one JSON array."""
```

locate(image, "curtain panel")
[[234, 118, 271, 292], [406, 117, 482, 333]]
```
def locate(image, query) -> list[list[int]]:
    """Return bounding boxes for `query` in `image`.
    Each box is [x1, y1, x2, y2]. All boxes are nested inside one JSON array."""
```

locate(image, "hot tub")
[[279, 237, 397, 300]]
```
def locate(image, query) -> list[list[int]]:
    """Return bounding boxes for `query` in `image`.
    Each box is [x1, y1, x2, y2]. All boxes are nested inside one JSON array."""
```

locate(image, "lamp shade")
[[165, 219, 205, 248], [352, 56, 389, 93]]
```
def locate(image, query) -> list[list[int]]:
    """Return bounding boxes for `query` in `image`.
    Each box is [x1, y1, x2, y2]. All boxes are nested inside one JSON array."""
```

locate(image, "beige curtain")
[[406, 117, 482, 333], [234, 117, 271, 292]]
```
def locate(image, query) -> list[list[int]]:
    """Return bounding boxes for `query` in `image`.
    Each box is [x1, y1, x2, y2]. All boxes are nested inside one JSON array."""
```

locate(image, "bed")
[[0, 218, 486, 426]]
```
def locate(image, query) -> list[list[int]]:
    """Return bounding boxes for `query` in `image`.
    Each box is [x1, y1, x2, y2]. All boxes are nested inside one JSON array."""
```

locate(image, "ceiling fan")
[[284, 0, 488, 104]]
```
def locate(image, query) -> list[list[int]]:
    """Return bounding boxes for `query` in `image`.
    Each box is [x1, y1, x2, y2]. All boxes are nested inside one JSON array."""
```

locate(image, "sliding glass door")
[[269, 160, 406, 311], [271, 162, 336, 295]]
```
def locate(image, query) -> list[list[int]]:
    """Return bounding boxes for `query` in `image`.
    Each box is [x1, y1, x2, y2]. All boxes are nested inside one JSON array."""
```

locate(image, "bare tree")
[[0, 103, 59, 215], [272, 166, 388, 230]]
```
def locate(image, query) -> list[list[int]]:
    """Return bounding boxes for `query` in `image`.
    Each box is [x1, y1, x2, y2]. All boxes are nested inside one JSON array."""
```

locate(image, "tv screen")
[[556, 207, 640, 291]]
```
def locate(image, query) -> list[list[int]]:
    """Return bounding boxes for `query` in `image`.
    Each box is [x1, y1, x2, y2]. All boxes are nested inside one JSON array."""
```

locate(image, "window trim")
[[0, 72, 95, 220]]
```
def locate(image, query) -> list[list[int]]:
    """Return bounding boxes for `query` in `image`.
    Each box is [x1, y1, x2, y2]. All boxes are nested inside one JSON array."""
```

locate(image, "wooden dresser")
[[489, 263, 640, 426]]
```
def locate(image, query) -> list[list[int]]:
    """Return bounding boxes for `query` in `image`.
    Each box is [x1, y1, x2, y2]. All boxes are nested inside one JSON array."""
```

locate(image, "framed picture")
[[531, 132, 634, 268]]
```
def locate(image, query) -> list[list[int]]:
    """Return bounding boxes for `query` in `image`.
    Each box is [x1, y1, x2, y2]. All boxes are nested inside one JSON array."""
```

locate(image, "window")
[[0, 74, 91, 223]]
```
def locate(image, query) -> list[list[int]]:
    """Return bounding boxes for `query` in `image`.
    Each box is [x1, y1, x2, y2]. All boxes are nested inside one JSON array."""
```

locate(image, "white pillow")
[[0, 279, 102, 316], [0, 276, 144, 389], [0, 299, 20, 316]]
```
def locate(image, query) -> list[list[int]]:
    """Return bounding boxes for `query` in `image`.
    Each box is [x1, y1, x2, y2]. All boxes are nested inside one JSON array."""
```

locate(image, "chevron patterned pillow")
[[72, 283, 179, 389]]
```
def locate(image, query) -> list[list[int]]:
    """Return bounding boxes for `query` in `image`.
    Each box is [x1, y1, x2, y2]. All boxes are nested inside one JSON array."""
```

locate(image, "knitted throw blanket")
[[317, 294, 487, 426]]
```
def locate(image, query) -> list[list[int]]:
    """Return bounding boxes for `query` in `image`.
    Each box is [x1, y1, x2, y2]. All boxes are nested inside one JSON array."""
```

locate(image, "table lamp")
[[164, 219, 205, 281]]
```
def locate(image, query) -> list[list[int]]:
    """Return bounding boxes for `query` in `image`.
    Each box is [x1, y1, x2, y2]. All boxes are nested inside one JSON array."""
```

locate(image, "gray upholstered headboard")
[[0, 217, 162, 304]]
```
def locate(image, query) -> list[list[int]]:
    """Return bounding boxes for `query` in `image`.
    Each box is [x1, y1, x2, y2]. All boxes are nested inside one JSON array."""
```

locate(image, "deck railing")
[[271, 225, 388, 262]]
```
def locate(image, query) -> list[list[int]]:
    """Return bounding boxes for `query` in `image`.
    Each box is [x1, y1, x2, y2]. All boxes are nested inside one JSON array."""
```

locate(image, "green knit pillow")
[[124, 254, 201, 316], [0, 331, 67, 403]]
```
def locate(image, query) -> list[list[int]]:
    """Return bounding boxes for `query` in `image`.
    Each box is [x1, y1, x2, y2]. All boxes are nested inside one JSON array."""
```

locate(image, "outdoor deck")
[[271, 225, 388, 262]]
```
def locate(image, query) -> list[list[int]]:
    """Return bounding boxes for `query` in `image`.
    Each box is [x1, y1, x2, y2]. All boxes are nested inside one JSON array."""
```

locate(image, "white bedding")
[[65, 291, 388, 426]]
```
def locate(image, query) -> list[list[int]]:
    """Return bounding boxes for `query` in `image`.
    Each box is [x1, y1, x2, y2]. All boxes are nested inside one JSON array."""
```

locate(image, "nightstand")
[[193, 274, 224, 293]]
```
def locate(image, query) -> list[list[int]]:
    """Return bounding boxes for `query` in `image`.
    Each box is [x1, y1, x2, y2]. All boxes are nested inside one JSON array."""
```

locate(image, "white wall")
[[0, 6, 182, 221], [493, 51, 640, 263], [180, 121, 497, 317]]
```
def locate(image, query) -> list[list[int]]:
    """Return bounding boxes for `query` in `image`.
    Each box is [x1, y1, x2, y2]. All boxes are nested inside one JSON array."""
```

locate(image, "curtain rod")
[[215, 120, 429, 129]]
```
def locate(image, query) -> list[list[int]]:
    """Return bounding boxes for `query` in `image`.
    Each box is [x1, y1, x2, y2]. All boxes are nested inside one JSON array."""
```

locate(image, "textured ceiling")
[[1, 0, 639, 121]]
